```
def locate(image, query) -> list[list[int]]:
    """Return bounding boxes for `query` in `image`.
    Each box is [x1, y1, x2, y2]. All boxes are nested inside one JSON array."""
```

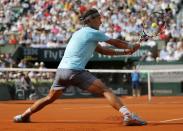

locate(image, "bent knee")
[[87, 79, 113, 95], [102, 88, 113, 94], [93, 86, 112, 96], [46, 89, 62, 102], [45, 96, 55, 104]]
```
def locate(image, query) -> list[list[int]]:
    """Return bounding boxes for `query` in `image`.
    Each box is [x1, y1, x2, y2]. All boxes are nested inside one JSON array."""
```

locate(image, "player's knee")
[[103, 88, 112, 94], [98, 87, 112, 96], [45, 96, 56, 104], [45, 89, 61, 104]]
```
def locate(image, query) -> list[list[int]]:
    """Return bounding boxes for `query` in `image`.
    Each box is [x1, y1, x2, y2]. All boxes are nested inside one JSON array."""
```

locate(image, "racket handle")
[[139, 32, 149, 42]]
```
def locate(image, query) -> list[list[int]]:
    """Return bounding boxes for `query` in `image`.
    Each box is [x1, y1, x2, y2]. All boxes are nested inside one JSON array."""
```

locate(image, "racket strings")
[[141, 12, 169, 39]]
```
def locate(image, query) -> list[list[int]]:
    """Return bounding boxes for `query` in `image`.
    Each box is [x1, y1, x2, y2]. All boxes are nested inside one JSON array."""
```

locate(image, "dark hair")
[[80, 8, 100, 23]]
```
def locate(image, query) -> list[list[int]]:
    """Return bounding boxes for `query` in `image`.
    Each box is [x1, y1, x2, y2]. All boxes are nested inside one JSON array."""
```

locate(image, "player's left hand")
[[128, 44, 140, 55], [122, 44, 140, 55]]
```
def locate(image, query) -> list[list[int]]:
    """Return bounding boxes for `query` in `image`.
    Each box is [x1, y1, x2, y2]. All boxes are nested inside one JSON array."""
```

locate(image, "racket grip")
[[139, 33, 149, 42]]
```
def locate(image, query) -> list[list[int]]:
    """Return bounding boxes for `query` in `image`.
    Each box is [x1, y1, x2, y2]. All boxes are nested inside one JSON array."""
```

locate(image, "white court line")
[[159, 117, 183, 123], [147, 117, 183, 123]]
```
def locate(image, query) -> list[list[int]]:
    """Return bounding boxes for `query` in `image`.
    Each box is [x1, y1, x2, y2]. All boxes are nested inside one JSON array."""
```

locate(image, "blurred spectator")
[[0, 54, 6, 67], [145, 51, 155, 62], [166, 51, 176, 61], [8, 33, 18, 45], [174, 39, 183, 60], [3, 53, 15, 67], [38, 62, 51, 80], [15, 72, 35, 100], [0, 60, 5, 68], [18, 59, 27, 68], [39, 62, 46, 69], [159, 46, 169, 61], [0, 31, 8, 45], [28, 62, 39, 80], [131, 66, 141, 97], [166, 38, 176, 53]]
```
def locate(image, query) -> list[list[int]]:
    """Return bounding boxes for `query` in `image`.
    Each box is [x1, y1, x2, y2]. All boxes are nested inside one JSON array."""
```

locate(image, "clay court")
[[1, 96, 183, 131]]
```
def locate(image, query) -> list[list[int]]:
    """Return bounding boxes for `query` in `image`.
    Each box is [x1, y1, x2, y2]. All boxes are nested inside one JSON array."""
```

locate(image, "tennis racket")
[[139, 11, 171, 42], [134, 11, 171, 69]]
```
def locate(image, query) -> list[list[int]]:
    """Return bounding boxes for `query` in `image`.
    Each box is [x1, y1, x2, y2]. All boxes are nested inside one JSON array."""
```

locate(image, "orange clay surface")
[[0, 96, 183, 131]]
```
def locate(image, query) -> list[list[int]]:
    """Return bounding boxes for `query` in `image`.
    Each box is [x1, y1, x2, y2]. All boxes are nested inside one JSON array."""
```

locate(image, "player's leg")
[[72, 70, 147, 126], [71, 70, 125, 111], [14, 68, 86, 123], [87, 79, 124, 110], [13, 69, 66, 123], [86, 79, 147, 126], [23, 89, 62, 115], [13, 88, 62, 122]]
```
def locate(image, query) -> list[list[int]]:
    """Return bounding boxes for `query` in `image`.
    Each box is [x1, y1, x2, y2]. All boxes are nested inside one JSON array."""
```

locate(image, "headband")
[[83, 12, 100, 21]]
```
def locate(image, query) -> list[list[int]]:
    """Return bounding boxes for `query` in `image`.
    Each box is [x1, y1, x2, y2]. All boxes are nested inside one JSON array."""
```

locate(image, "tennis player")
[[14, 8, 147, 126]]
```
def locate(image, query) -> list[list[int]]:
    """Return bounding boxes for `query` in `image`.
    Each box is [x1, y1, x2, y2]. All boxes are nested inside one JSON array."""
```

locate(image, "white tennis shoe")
[[13, 115, 30, 123], [123, 113, 147, 126]]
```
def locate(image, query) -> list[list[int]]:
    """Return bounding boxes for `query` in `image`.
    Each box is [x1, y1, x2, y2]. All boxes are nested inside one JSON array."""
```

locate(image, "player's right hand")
[[131, 44, 140, 53]]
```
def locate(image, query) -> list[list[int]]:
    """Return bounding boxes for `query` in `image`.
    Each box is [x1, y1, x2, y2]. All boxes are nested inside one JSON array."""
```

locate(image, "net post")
[[147, 72, 152, 102]]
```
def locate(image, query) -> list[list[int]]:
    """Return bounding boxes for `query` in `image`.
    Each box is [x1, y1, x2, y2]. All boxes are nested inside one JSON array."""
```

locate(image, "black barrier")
[[12, 46, 157, 62]]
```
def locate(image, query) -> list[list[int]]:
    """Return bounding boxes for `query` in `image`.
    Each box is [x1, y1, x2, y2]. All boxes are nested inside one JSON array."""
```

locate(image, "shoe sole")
[[13, 119, 31, 123], [13, 117, 31, 123], [124, 120, 147, 126]]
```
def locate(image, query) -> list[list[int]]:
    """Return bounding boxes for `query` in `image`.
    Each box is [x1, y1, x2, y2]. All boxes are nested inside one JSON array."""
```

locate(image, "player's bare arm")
[[105, 39, 138, 49], [95, 44, 140, 56]]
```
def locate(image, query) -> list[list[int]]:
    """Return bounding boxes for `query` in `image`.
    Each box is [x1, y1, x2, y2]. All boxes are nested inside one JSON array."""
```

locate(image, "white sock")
[[119, 106, 131, 116]]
